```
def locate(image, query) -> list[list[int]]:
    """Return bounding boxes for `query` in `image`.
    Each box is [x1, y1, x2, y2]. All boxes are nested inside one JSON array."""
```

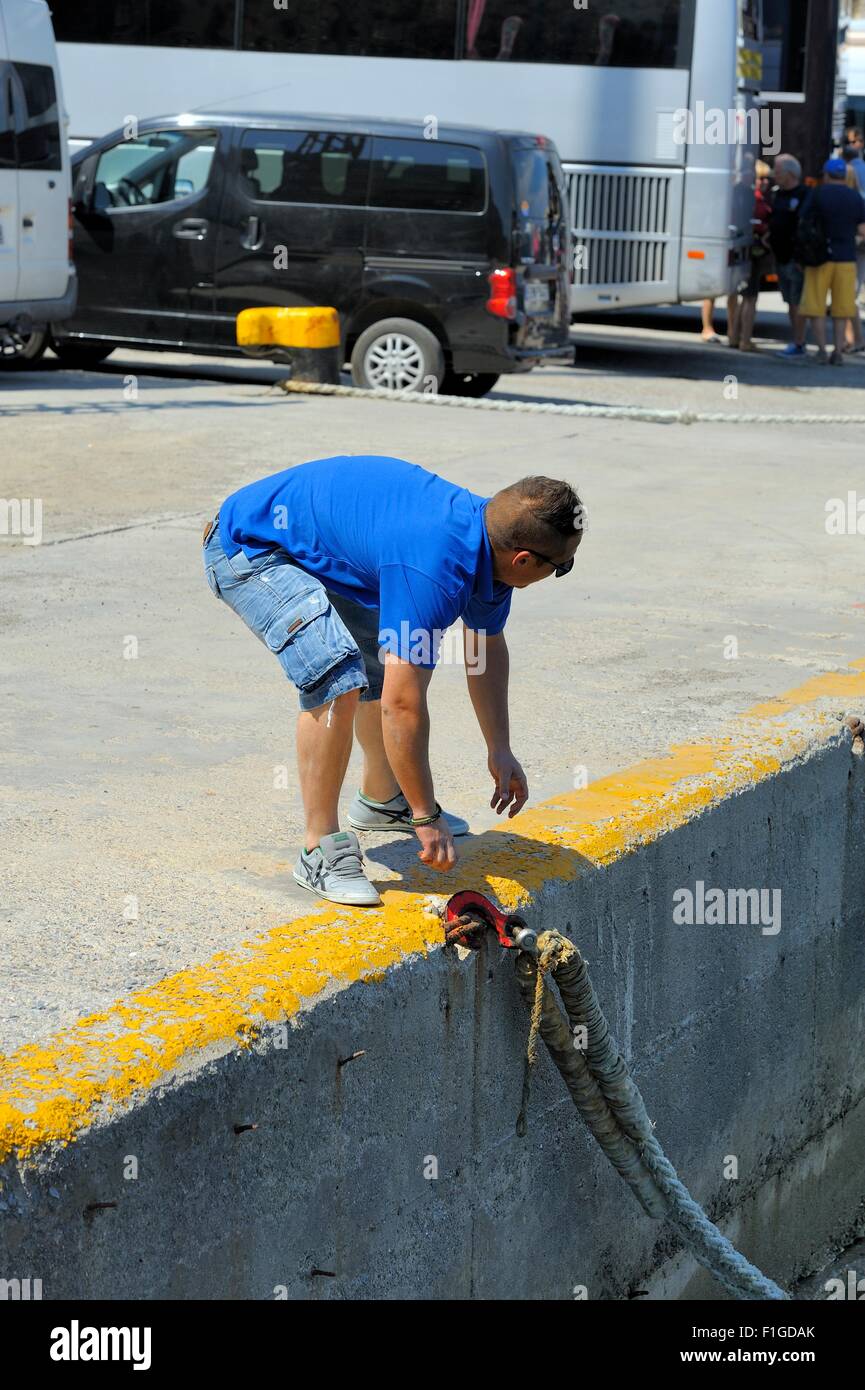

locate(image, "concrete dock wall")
[[2, 673, 864, 1300]]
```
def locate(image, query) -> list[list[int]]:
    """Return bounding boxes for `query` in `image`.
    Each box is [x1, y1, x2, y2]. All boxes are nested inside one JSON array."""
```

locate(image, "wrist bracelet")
[[410, 802, 443, 828]]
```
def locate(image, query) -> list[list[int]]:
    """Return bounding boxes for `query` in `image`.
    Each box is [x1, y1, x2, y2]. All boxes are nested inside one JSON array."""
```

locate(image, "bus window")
[[50, 1, 235, 48], [739, 0, 762, 42], [369, 138, 487, 213], [761, 0, 808, 94], [12, 64, 62, 171], [240, 0, 458, 59], [0, 64, 16, 169], [466, 0, 693, 68], [239, 131, 370, 206]]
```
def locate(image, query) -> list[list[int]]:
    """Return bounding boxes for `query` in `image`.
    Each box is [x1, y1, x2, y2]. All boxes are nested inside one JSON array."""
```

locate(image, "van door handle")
[[241, 215, 264, 251], [22, 216, 34, 228], [173, 217, 209, 240]]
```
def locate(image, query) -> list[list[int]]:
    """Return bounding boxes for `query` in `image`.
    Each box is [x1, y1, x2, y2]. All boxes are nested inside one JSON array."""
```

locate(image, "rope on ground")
[[277, 377, 865, 427], [514, 932, 790, 1301]]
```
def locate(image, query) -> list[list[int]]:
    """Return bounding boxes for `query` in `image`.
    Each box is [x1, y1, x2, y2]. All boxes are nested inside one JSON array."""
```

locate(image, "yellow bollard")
[[236, 306, 341, 382]]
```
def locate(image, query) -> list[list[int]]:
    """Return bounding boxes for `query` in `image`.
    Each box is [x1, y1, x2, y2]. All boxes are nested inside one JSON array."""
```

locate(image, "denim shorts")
[[203, 518, 385, 711], [776, 260, 804, 307]]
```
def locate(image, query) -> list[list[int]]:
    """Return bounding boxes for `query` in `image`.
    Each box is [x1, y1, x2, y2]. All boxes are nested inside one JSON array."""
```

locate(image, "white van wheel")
[[0, 328, 48, 366], [351, 318, 444, 393]]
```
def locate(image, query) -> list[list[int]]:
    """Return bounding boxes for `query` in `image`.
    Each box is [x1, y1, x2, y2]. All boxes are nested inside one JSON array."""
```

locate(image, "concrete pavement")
[[1, 307, 863, 1057]]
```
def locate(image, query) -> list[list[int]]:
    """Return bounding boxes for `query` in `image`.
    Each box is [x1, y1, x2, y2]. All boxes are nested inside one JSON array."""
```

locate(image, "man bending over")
[[203, 457, 584, 906]]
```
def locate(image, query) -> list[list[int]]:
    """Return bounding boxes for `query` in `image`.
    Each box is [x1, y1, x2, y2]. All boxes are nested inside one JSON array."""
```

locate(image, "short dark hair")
[[843, 145, 861, 163], [487, 476, 584, 552]]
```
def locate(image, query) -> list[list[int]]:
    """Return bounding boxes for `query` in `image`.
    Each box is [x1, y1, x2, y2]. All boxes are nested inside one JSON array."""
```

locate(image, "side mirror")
[[92, 182, 113, 214]]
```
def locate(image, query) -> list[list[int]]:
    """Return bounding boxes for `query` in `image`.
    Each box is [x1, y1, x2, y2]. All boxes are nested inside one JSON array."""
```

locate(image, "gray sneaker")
[[292, 831, 381, 906], [347, 790, 470, 837]]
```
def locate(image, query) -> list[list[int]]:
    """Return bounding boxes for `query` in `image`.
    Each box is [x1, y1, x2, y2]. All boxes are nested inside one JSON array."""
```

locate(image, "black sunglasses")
[[527, 549, 575, 578]]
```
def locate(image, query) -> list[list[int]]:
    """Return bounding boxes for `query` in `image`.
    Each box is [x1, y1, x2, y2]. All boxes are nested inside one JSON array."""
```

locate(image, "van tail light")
[[68, 199, 75, 262], [486, 267, 517, 319]]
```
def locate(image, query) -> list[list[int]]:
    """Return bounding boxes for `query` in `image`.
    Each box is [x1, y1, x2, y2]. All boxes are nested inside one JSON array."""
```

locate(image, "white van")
[[0, 0, 76, 361]]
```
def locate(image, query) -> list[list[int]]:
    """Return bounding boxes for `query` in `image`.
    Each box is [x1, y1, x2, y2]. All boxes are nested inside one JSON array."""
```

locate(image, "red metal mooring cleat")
[[444, 889, 534, 952]]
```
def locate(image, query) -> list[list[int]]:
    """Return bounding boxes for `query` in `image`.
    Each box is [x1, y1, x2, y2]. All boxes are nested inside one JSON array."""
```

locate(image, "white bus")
[[51, 0, 765, 314], [0, 0, 76, 357]]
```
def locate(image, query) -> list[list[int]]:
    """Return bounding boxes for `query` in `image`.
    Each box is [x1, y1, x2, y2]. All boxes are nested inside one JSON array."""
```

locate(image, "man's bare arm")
[[463, 627, 529, 817], [380, 655, 457, 869]]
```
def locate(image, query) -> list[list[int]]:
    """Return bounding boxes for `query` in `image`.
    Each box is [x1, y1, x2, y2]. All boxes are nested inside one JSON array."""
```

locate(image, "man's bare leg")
[[700, 297, 718, 340], [727, 293, 740, 346], [811, 315, 827, 354], [844, 313, 864, 349], [354, 699, 400, 804], [297, 689, 361, 851], [738, 297, 757, 349]]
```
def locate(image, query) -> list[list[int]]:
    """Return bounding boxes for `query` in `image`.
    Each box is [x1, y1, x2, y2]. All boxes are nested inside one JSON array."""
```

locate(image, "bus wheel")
[[441, 370, 500, 398], [351, 318, 444, 393], [51, 337, 116, 368], [0, 327, 48, 367]]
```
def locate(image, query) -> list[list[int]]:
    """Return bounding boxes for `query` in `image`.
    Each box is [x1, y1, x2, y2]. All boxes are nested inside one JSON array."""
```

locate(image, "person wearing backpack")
[[797, 158, 865, 365]]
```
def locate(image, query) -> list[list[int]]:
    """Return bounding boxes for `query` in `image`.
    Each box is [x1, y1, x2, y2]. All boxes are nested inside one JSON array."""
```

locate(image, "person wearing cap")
[[799, 158, 865, 365]]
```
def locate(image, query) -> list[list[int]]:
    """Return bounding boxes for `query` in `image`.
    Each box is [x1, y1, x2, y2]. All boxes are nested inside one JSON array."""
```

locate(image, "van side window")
[[369, 138, 486, 213], [0, 65, 16, 169], [239, 130, 370, 206], [13, 63, 61, 171], [92, 132, 217, 208]]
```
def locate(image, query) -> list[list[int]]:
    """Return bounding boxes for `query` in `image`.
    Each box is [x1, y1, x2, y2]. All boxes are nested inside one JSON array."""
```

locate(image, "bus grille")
[[564, 168, 674, 288]]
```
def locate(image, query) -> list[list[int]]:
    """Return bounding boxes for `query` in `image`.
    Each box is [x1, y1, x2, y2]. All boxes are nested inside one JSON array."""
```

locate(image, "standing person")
[[843, 141, 865, 196], [798, 158, 865, 365], [730, 161, 774, 353], [768, 154, 809, 359], [202, 458, 584, 905], [842, 145, 865, 340]]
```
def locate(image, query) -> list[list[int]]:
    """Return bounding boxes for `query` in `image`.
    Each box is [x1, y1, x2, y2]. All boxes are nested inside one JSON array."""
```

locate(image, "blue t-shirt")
[[813, 184, 865, 263], [219, 456, 512, 668]]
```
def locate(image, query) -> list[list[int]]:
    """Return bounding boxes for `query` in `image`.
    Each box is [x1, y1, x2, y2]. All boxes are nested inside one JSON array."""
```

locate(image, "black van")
[[53, 113, 573, 394]]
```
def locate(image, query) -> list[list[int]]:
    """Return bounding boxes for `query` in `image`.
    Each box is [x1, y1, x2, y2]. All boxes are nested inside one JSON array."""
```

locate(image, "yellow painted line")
[[2, 660, 864, 1164]]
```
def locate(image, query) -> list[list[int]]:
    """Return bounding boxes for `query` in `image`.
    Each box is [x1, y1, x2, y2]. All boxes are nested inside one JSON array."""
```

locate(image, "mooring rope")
[[278, 377, 865, 428], [514, 932, 789, 1300]]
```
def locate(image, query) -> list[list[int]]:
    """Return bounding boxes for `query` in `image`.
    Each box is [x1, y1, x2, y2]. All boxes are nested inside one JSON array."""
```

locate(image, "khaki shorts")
[[800, 261, 858, 319]]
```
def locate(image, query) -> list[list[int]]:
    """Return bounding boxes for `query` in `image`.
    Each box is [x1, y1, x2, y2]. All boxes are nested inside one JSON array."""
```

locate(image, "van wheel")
[[51, 338, 116, 368], [0, 328, 48, 366], [441, 370, 500, 398], [351, 318, 444, 393]]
